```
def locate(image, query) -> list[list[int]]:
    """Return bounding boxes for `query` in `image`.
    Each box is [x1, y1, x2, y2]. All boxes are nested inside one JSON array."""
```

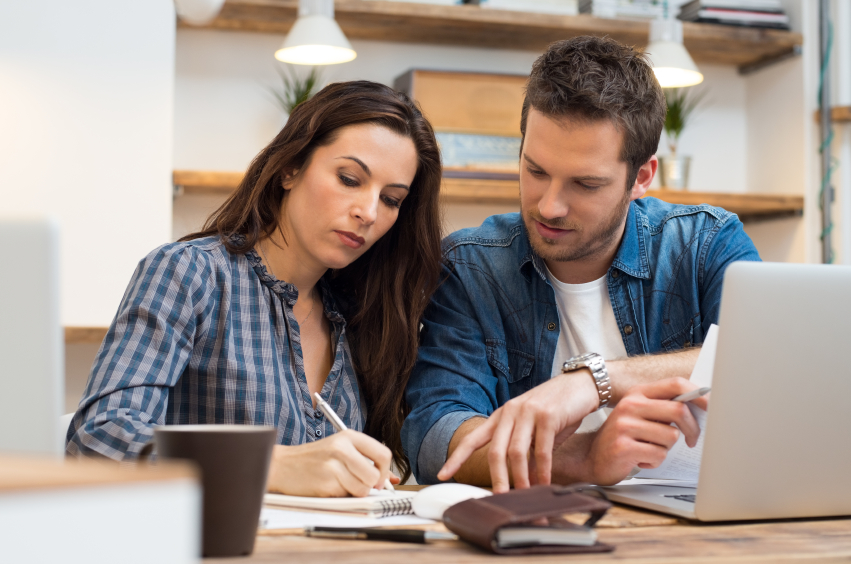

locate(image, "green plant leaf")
[[664, 87, 706, 148], [270, 65, 322, 114]]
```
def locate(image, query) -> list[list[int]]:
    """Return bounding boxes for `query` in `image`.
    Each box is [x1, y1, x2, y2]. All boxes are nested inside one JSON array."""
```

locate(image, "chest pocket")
[[660, 317, 697, 352], [486, 339, 535, 385]]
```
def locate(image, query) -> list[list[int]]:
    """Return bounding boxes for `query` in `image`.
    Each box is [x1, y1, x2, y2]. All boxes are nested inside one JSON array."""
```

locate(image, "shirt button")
[[684, 340, 691, 347], [611, 270, 619, 278], [547, 322, 556, 331], [624, 324, 634, 335], [314, 410, 323, 419], [315, 428, 322, 437]]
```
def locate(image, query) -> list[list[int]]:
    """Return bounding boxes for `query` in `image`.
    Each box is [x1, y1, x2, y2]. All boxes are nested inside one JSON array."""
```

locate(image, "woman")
[[66, 81, 443, 497]]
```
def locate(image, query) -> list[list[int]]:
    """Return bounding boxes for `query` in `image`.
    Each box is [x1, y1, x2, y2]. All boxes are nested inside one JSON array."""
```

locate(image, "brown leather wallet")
[[442, 484, 615, 555]]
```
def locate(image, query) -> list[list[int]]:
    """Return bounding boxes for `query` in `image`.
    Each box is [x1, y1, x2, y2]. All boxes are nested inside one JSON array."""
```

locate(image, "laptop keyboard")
[[664, 494, 696, 503]]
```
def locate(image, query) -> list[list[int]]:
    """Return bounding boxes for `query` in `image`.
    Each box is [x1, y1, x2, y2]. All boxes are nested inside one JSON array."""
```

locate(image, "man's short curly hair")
[[521, 36, 666, 189]]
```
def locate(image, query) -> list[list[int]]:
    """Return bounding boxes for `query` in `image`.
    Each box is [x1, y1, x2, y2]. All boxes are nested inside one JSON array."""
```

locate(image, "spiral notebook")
[[263, 490, 417, 518]]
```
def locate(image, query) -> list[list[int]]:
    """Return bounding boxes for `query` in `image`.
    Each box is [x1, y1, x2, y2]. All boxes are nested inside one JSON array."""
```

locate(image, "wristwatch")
[[561, 352, 612, 408]]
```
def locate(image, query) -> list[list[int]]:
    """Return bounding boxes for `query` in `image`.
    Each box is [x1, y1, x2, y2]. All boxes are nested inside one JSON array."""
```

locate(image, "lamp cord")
[[818, 18, 836, 264]]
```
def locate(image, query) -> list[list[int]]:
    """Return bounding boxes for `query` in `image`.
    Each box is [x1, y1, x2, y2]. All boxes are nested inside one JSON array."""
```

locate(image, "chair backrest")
[[58, 412, 74, 449]]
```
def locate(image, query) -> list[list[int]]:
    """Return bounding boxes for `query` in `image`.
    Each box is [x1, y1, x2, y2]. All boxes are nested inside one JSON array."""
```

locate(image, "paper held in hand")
[[630, 323, 718, 482]]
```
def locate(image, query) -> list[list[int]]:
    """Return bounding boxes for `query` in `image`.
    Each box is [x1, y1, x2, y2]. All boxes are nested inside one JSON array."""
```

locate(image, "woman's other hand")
[[266, 429, 399, 497]]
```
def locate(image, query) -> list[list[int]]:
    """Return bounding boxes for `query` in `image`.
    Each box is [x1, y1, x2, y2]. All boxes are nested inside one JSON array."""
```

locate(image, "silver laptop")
[[0, 217, 64, 456], [605, 261, 851, 521]]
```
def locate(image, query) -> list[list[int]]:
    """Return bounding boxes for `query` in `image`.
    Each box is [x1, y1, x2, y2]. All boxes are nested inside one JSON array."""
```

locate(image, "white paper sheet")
[[613, 478, 698, 488], [259, 508, 436, 531], [632, 324, 717, 481]]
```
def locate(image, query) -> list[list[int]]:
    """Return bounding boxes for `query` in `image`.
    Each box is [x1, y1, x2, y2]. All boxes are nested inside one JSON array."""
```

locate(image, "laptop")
[[0, 217, 64, 456], [604, 261, 851, 521]]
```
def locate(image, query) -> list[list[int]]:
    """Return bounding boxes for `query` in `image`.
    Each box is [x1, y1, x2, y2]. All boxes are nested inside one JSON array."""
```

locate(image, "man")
[[402, 36, 760, 492]]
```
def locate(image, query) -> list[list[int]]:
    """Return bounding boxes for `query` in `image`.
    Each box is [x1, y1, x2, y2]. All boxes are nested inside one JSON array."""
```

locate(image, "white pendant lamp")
[[645, 8, 704, 88], [275, 0, 356, 65], [173, 0, 226, 25]]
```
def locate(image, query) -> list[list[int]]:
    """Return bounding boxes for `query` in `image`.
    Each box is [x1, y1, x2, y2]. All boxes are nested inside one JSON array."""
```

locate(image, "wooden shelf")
[[65, 327, 109, 345], [185, 0, 802, 71], [813, 106, 851, 123], [173, 170, 804, 222]]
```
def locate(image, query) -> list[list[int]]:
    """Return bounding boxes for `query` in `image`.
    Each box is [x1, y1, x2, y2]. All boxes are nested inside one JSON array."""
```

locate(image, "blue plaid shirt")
[[66, 235, 365, 460]]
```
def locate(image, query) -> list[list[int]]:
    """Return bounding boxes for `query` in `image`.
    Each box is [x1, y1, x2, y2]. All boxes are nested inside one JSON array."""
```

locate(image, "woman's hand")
[[266, 429, 399, 497]]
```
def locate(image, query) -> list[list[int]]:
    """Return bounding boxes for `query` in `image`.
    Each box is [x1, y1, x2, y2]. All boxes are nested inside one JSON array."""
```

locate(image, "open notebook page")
[[260, 508, 434, 531]]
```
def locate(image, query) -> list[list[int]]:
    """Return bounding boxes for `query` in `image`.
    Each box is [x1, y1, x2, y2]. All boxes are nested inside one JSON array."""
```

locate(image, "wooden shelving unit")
[[173, 170, 804, 221], [187, 0, 802, 72]]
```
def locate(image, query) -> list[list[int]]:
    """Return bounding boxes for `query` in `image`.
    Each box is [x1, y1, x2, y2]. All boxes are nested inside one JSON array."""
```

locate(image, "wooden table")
[[213, 498, 851, 563]]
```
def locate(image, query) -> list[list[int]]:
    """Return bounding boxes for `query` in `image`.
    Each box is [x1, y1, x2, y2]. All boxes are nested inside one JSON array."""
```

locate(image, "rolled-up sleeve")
[[402, 256, 500, 483], [66, 244, 215, 461], [416, 411, 482, 483]]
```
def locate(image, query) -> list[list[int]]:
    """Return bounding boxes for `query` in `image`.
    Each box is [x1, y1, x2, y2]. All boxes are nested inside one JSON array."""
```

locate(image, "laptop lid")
[[0, 217, 64, 455], [695, 261, 851, 521]]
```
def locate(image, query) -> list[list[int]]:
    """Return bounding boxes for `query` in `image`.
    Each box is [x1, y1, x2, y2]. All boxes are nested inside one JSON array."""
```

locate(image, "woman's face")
[[281, 123, 419, 271]]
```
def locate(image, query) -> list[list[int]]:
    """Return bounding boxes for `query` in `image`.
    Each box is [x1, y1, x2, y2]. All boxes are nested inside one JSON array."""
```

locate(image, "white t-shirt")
[[545, 267, 627, 432]]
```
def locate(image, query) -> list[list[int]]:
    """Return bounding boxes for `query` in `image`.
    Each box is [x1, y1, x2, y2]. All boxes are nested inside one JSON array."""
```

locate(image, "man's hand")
[[438, 371, 600, 492], [584, 377, 709, 485], [266, 430, 400, 497]]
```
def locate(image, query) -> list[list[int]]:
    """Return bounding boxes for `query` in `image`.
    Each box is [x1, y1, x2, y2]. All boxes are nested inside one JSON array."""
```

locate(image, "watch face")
[[564, 352, 597, 371]]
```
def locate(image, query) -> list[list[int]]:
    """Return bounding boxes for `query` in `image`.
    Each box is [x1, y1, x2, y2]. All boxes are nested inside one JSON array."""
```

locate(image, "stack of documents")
[[678, 0, 790, 30]]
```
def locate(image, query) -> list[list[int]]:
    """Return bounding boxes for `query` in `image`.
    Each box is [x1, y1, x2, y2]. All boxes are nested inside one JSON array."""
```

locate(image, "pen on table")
[[304, 526, 457, 544], [313, 392, 396, 493], [672, 386, 711, 403]]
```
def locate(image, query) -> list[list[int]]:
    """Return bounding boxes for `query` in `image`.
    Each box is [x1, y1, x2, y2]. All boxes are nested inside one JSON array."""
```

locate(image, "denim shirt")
[[402, 197, 761, 483]]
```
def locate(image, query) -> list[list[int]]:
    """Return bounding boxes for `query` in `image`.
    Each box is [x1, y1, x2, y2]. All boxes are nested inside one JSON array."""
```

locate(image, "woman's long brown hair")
[[180, 81, 443, 480]]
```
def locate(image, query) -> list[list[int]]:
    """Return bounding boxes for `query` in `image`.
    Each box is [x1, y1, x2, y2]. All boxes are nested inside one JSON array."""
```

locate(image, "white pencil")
[[313, 392, 395, 493]]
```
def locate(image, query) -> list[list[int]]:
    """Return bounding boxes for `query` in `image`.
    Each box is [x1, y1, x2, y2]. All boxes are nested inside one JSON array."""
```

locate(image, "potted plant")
[[660, 87, 704, 189], [270, 65, 322, 116]]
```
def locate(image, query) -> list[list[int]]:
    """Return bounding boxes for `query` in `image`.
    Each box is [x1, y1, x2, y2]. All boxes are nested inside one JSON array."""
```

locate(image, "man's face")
[[520, 109, 649, 269]]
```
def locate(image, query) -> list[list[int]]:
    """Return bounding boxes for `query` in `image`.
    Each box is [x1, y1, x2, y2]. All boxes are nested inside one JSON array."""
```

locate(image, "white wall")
[[174, 31, 540, 172], [656, 65, 748, 194], [0, 1, 176, 326]]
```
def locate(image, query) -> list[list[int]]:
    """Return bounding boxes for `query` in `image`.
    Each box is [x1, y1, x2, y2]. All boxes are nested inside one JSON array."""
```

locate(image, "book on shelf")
[[372, 0, 461, 5], [678, 0, 790, 30], [480, 0, 578, 15], [579, 0, 662, 20], [679, 0, 783, 10]]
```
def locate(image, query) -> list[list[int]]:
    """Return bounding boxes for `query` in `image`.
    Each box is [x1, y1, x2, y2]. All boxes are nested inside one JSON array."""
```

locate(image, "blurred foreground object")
[[0, 455, 200, 563]]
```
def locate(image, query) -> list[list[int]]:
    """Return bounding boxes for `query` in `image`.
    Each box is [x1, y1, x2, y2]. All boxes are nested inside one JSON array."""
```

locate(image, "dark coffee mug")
[[151, 424, 276, 557]]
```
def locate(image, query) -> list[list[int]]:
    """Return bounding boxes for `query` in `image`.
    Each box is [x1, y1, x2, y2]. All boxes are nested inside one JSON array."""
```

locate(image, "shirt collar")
[[243, 241, 346, 325], [518, 201, 651, 282], [517, 221, 549, 282], [611, 201, 651, 279]]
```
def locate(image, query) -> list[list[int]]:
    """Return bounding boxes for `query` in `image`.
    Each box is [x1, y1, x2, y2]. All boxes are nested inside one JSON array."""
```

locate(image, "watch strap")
[[562, 353, 612, 408]]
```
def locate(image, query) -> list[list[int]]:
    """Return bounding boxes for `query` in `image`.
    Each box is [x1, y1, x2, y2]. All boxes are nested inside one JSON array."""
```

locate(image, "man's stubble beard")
[[523, 188, 631, 264]]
